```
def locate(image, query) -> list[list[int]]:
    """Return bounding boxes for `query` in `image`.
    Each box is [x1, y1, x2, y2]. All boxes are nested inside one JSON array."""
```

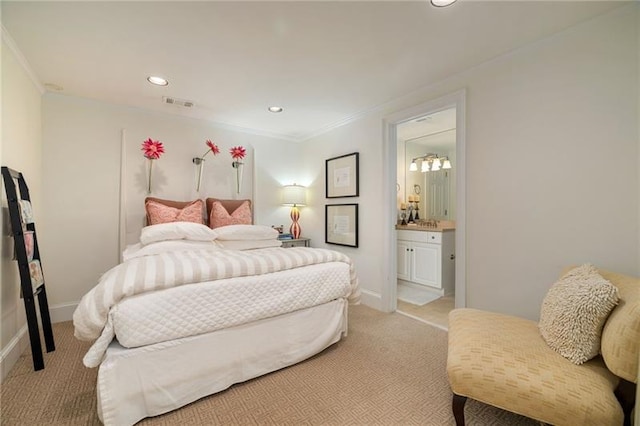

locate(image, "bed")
[[73, 201, 360, 426]]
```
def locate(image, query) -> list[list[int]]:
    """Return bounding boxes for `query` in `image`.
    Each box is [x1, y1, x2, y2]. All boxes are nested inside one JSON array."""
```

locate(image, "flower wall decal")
[[141, 138, 165, 193]]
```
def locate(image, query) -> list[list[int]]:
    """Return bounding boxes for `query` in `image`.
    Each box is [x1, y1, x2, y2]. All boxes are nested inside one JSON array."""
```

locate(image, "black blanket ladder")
[[1, 166, 55, 371]]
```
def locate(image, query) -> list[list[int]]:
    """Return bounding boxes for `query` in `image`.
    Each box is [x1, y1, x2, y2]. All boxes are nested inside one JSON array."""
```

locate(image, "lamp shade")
[[282, 184, 306, 206]]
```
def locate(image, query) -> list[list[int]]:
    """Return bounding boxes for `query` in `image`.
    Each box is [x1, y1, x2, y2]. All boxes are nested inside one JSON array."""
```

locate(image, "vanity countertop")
[[395, 222, 455, 232]]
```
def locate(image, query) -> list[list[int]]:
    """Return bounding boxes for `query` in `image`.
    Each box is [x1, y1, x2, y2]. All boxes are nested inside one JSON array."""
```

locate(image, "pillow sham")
[[215, 239, 282, 251], [215, 224, 279, 241], [140, 222, 218, 246], [124, 240, 219, 261], [209, 200, 252, 229], [145, 198, 204, 226], [538, 264, 619, 365], [205, 198, 252, 222]]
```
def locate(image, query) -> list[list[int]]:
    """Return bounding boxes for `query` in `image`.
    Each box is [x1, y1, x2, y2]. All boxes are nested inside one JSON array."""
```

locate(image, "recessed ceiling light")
[[268, 106, 283, 113], [147, 76, 169, 86], [431, 0, 457, 7]]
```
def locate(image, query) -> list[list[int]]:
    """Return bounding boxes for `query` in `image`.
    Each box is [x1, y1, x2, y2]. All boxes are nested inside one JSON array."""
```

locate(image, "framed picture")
[[325, 203, 358, 248], [325, 152, 359, 198]]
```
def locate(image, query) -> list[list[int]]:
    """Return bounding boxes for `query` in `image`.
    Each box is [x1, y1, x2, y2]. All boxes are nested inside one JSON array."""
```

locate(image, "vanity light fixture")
[[409, 153, 452, 173], [431, 158, 441, 171], [147, 76, 169, 86], [268, 106, 283, 113]]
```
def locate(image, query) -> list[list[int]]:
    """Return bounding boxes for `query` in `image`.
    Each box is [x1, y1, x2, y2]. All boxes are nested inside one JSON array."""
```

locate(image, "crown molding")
[[203, 118, 300, 143], [2, 25, 45, 95]]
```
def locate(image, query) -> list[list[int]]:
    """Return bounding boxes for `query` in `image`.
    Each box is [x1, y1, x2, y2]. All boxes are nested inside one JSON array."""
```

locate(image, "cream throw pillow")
[[539, 264, 619, 364]]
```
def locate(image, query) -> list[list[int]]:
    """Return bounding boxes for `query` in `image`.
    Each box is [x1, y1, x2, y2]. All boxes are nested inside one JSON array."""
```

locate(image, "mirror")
[[397, 108, 456, 224]]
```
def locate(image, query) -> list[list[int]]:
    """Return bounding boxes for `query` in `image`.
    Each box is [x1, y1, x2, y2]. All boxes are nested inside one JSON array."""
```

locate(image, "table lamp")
[[282, 184, 306, 239]]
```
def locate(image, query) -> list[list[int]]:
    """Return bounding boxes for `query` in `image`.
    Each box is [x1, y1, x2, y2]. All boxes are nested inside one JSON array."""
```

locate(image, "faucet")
[[426, 218, 438, 228]]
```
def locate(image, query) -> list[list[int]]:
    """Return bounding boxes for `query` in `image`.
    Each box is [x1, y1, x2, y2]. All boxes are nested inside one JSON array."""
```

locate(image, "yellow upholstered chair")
[[447, 268, 639, 426]]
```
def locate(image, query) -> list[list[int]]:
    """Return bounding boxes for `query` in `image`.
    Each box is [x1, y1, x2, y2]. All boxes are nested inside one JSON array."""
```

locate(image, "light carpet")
[[0, 305, 539, 425]]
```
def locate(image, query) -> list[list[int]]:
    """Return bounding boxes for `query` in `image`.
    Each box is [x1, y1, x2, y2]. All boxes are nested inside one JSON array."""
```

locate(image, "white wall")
[[0, 36, 43, 379], [301, 114, 387, 308], [302, 5, 640, 320], [40, 94, 300, 317]]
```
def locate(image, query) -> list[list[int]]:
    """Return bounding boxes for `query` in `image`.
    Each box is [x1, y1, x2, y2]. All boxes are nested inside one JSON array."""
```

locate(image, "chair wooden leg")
[[614, 379, 637, 426], [452, 394, 467, 426]]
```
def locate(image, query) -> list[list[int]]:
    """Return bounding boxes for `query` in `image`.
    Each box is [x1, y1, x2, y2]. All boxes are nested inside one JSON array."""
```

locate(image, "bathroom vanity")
[[396, 225, 455, 296]]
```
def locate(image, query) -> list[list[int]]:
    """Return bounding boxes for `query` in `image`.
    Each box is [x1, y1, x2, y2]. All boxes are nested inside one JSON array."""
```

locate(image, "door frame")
[[381, 89, 467, 312]]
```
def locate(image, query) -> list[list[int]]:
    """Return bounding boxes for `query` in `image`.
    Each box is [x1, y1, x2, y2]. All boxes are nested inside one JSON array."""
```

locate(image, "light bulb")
[[431, 158, 441, 171], [421, 161, 429, 173], [147, 76, 168, 86], [442, 159, 452, 169], [409, 161, 418, 172], [431, 0, 457, 7]]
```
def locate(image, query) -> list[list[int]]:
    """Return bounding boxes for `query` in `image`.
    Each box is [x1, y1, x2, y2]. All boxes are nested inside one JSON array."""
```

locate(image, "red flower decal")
[[229, 146, 246, 160], [141, 138, 165, 159]]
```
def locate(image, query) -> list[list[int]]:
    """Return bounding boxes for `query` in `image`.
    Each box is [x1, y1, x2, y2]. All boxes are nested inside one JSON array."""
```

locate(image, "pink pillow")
[[209, 200, 252, 229], [146, 199, 204, 225]]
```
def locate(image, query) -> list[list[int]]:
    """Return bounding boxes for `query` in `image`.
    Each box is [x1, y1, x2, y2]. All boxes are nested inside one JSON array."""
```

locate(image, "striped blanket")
[[73, 247, 360, 367]]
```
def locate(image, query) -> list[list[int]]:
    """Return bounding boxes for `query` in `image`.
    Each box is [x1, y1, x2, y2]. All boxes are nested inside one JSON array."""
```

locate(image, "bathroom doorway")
[[382, 90, 466, 325], [396, 108, 456, 329]]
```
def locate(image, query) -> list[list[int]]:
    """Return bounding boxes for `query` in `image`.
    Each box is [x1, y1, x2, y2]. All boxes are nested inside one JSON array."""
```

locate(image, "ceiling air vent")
[[162, 96, 194, 108]]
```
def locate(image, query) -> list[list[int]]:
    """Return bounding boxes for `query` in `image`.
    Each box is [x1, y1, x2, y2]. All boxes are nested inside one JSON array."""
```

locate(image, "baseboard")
[[0, 325, 28, 383], [49, 301, 78, 323], [0, 302, 77, 382], [359, 289, 383, 311]]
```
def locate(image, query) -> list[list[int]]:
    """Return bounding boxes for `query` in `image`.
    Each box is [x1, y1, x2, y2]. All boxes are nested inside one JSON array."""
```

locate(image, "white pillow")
[[124, 240, 219, 261], [140, 222, 218, 245], [215, 239, 282, 251], [215, 224, 279, 241]]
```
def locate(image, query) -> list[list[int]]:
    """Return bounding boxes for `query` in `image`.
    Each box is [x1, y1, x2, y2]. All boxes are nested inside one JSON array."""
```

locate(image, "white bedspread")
[[112, 261, 350, 348], [73, 247, 359, 367]]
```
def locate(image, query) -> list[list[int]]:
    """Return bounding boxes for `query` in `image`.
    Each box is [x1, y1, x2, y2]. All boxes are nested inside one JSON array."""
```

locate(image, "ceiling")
[[396, 107, 456, 144], [1, 1, 625, 142]]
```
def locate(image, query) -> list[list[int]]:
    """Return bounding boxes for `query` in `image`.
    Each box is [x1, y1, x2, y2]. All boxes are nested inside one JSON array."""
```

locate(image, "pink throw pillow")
[[146, 199, 204, 225], [209, 200, 252, 228]]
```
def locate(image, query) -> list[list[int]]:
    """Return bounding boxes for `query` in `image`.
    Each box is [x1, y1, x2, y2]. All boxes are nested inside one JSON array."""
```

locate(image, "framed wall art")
[[325, 203, 358, 248], [325, 152, 359, 198]]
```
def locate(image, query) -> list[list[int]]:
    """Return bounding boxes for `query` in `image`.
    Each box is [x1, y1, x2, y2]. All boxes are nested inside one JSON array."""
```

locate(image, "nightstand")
[[280, 238, 310, 248]]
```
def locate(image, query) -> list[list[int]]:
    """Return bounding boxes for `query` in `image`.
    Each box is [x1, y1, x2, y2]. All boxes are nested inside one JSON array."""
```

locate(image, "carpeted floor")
[[397, 297, 455, 330], [0, 305, 539, 425]]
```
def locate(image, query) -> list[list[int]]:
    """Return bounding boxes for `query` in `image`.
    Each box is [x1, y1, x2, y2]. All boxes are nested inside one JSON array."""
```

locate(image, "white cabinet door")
[[397, 240, 411, 281], [411, 242, 441, 288]]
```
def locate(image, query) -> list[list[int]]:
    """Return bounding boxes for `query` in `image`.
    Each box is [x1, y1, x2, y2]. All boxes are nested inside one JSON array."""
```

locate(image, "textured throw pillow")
[[209, 200, 252, 229], [145, 199, 204, 226], [539, 264, 619, 364]]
